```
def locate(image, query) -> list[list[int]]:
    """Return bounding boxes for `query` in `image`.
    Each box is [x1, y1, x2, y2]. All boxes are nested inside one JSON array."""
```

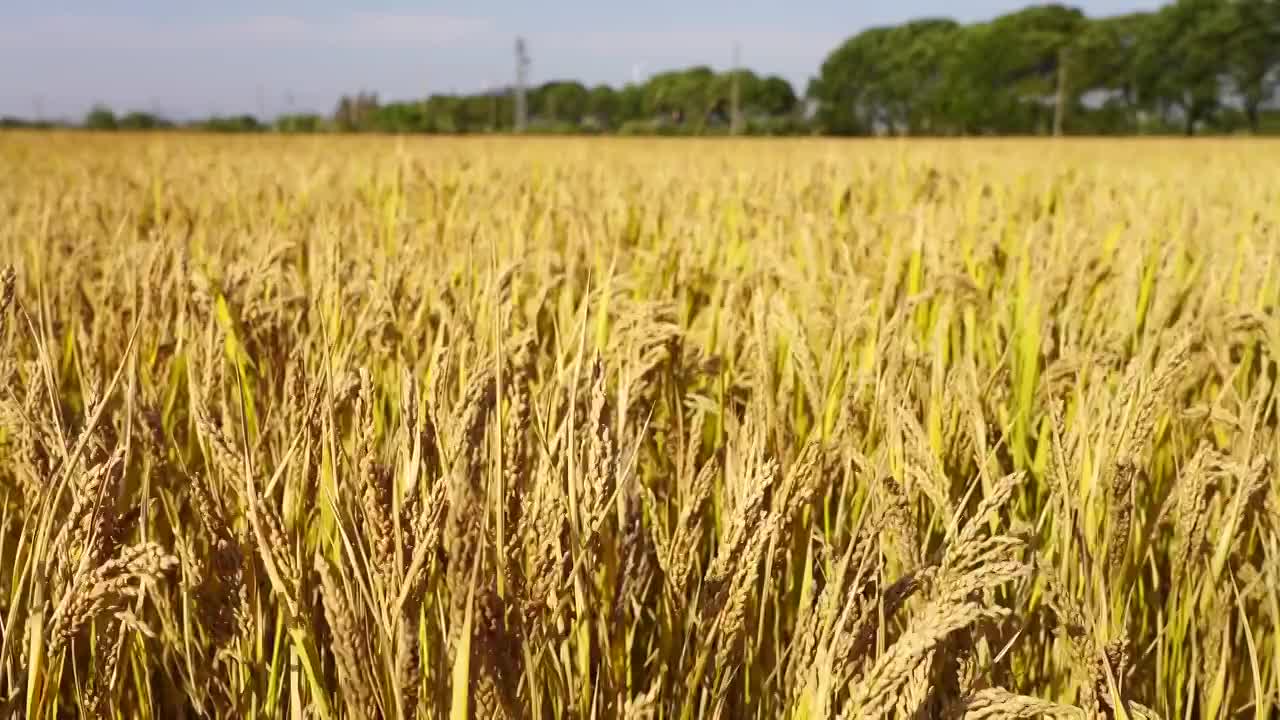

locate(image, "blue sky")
[[1, 1, 1161, 120]]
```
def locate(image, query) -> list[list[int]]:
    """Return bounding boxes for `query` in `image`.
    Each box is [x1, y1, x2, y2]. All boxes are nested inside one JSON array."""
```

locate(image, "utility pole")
[[514, 37, 530, 132], [731, 43, 742, 135], [1053, 46, 1068, 137]]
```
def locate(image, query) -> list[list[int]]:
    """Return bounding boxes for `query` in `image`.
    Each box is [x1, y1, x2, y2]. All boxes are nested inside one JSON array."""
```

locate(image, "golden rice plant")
[[0, 132, 1276, 719]]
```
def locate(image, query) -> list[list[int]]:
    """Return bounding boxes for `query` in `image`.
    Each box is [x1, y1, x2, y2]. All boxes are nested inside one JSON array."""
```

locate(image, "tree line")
[[811, 0, 1280, 135], [3, 0, 1277, 137]]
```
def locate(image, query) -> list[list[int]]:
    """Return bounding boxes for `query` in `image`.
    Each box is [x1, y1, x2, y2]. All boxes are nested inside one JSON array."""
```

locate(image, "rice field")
[[1, 132, 1278, 719]]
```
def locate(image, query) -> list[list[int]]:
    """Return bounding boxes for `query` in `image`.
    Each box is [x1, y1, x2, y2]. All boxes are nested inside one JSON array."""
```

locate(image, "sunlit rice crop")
[[0, 132, 1277, 719]]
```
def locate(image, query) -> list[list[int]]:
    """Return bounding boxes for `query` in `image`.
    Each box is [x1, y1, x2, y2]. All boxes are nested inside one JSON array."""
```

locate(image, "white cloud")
[[0, 13, 495, 51]]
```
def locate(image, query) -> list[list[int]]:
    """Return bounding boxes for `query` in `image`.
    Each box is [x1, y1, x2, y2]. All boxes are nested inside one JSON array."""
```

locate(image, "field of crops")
[[0, 133, 1277, 719]]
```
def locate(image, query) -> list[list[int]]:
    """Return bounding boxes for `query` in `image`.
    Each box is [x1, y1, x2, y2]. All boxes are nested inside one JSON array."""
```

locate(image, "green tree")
[[616, 84, 646, 125], [584, 85, 620, 128], [878, 19, 961, 133], [535, 81, 590, 125], [118, 111, 170, 131], [459, 94, 496, 131], [275, 114, 325, 133], [753, 75, 799, 116], [711, 71, 798, 121], [810, 26, 895, 134], [1222, 0, 1280, 133], [334, 92, 379, 131], [367, 102, 430, 133], [1069, 12, 1152, 132], [198, 115, 265, 133], [419, 95, 475, 133], [643, 67, 717, 128], [84, 105, 118, 131], [1135, 0, 1236, 134], [810, 19, 958, 134], [941, 5, 1085, 134]]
